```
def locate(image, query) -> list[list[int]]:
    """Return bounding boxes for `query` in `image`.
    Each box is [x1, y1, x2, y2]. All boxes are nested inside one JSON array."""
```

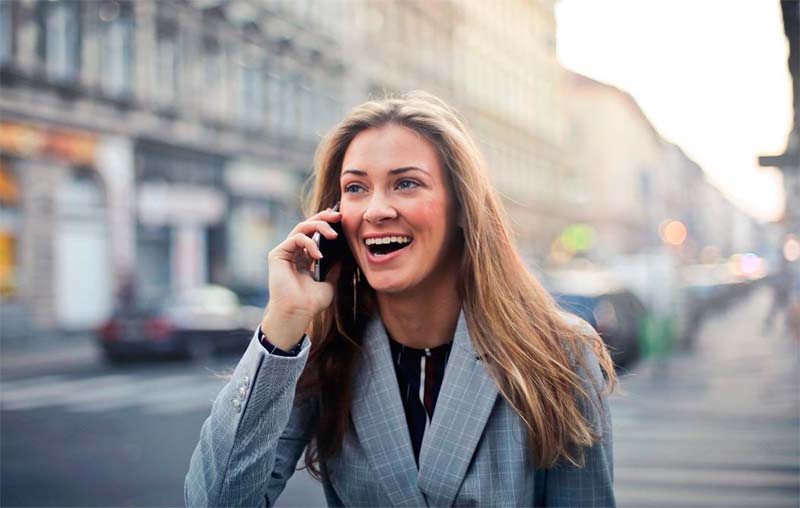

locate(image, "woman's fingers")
[[292, 233, 322, 259], [303, 209, 342, 229], [290, 219, 340, 240], [271, 232, 322, 263], [268, 209, 342, 269]]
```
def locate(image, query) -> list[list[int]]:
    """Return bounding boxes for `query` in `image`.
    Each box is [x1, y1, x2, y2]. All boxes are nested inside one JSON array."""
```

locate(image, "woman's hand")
[[260, 208, 343, 350]]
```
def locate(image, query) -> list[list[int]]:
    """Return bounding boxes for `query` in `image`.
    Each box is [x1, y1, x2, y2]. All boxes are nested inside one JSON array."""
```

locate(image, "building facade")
[[0, 0, 348, 336], [562, 70, 764, 265], [349, 0, 568, 265], [2, 0, 767, 340]]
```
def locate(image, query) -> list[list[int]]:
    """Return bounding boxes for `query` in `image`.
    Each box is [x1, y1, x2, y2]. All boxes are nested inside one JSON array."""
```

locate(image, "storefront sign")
[[0, 121, 96, 166], [138, 183, 227, 226], [224, 161, 300, 200]]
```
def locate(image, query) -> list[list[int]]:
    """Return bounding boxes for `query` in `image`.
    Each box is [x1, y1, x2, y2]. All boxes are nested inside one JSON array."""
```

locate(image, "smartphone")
[[312, 202, 348, 282]]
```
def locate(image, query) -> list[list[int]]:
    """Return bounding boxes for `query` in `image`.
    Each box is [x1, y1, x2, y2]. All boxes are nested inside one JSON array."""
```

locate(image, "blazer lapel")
[[417, 310, 500, 508], [350, 316, 429, 508]]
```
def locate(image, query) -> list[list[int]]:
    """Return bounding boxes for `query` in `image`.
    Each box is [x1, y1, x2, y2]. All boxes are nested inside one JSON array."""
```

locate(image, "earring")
[[352, 266, 361, 322]]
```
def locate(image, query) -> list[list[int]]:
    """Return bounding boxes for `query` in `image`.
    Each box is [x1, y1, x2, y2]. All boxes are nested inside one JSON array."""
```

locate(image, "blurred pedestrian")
[[185, 91, 618, 507], [763, 256, 793, 334], [117, 272, 137, 309]]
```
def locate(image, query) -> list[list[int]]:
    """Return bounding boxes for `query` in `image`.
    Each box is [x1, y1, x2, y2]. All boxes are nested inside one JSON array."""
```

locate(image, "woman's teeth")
[[365, 236, 413, 256], [364, 236, 412, 246]]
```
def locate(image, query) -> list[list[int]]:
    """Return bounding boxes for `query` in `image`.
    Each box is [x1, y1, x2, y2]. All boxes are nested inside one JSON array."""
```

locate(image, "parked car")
[[97, 285, 261, 363], [554, 290, 645, 370]]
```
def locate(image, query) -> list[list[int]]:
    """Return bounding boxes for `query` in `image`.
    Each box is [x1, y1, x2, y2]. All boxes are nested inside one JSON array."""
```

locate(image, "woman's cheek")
[[414, 198, 447, 226], [341, 214, 361, 252]]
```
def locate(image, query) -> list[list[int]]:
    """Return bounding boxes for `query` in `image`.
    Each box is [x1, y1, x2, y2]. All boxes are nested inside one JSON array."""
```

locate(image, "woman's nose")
[[363, 194, 398, 224]]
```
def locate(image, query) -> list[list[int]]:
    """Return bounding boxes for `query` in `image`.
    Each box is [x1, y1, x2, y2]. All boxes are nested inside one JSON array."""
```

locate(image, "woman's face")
[[339, 124, 460, 295]]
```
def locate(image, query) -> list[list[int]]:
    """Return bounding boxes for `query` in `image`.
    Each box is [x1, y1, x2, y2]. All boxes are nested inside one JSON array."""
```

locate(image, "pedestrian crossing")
[[611, 399, 799, 507], [0, 369, 231, 416]]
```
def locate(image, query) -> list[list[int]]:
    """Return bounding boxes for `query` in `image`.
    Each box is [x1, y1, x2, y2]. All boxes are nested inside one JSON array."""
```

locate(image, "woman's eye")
[[396, 179, 419, 190], [344, 183, 365, 193]]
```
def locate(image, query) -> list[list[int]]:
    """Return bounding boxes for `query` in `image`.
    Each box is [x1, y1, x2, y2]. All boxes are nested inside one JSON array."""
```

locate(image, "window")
[[154, 19, 179, 108], [0, 1, 13, 66], [239, 62, 264, 129], [99, 1, 134, 99], [298, 81, 313, 137], [42, 1, 81, 84], [0, 162, 20, 300], [267, 70, 283, 130], [202, 34, 228, 121], [282, 75, 297, 135], [238, 42, 264, 130]]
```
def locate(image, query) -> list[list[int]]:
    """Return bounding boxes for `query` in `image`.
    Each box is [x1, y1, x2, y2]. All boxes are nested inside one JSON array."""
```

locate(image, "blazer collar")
[[416, 308, 499, 507], [350, 309, 499, 508], [350, 315, 428, 508]]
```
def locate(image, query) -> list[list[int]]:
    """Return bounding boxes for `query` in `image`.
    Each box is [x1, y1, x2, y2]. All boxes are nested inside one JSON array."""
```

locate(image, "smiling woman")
[[186, 91, 619, 508], [339, 124, 462, 300]]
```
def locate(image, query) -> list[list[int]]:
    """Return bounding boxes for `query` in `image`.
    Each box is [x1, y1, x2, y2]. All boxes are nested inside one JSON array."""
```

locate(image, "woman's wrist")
[[260, 311, 310, 351], [258, 326, 304, 356]]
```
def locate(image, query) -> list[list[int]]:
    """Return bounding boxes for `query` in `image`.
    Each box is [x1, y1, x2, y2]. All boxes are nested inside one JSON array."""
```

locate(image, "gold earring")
[[352, 266, 361, 322]]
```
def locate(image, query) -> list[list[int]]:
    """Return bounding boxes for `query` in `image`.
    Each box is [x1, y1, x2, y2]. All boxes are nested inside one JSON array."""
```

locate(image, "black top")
[[387, 332, 453, 466]]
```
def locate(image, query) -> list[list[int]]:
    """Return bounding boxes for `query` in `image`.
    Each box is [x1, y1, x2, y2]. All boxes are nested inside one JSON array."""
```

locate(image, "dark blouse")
[[387, 333, 452, 465]]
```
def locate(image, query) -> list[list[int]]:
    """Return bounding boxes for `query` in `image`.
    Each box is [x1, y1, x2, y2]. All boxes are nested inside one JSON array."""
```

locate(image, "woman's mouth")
[[364, 235, 413, 262]]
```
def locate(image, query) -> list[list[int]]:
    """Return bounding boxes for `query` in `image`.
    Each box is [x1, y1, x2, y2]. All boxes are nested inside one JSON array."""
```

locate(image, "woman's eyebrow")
[[341, 166, 430, 177]]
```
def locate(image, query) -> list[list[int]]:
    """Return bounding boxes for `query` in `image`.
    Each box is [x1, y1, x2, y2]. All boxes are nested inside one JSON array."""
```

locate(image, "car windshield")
[[170, 287, 239, 309], [115, 296, 166, 316]]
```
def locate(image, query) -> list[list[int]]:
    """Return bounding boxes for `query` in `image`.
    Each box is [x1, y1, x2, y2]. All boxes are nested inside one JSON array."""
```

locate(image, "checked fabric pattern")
[[185, 310, 616, 507]]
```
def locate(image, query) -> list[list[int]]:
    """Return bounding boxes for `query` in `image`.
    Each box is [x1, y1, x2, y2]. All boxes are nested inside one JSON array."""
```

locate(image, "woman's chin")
[[365, 275, 413, 295]]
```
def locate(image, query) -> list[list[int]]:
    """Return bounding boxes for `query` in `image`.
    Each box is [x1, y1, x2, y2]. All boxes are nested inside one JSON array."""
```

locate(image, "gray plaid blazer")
[[185, 310, 615, 507]]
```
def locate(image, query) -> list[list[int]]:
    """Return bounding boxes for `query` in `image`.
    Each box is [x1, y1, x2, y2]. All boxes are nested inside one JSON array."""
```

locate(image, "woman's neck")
[[376, 277, 462, 350]]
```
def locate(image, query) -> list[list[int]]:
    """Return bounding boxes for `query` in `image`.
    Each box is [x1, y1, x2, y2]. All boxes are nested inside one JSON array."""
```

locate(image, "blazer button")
[[243, 375, 250, 385], [232, 398, 242, 412], [239, 386, 247, 398]]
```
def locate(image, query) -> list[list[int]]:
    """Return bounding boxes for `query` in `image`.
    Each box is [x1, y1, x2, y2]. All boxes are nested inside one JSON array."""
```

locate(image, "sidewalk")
[[0, 332, 100, 379], [611, 286, 800, 508]]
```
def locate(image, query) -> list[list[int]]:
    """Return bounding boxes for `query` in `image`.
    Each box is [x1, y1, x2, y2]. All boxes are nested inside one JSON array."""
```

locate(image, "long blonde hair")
[[296, 90, 617, 478]]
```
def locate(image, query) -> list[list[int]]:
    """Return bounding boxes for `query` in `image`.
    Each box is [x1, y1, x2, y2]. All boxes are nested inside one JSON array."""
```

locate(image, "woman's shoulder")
[[557, 310, 596, 339], [556, 310, 608, 386]]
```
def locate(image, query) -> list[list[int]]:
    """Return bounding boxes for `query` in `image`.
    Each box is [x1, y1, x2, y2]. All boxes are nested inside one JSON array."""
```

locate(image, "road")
[[1, 287, 797, 507]]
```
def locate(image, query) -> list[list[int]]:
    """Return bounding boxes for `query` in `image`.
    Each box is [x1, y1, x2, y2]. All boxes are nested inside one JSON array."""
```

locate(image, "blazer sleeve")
[[542, 330, 616, 508], [184, 329, 318, 508]]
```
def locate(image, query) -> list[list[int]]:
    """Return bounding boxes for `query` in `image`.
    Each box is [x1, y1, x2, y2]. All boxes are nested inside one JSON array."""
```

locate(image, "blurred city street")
[[1, 286, 797, 508], [0, 0, 797, 506]]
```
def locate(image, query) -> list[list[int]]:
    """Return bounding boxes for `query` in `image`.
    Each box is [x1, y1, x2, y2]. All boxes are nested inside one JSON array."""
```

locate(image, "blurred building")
[[2, 0, 768, 341], [0, 0, 348, 336], [1, 0, 568, 337], [346, 1, 455, 101], [451, 0, 568, 264], [348, 0, 566, 264], [562, 71, 664, 259], [759, 0, 799, 270], [563, 70, 766, 265]]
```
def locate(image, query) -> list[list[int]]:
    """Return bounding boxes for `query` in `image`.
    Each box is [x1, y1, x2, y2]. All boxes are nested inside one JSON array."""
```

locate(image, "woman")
[[185, 91, 618, 507]]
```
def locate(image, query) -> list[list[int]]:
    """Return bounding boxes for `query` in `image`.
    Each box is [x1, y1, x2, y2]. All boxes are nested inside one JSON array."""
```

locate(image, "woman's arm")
[[184, 329, 317, 507], [186, 208, 342, 507], [542, 340, 616, 507]]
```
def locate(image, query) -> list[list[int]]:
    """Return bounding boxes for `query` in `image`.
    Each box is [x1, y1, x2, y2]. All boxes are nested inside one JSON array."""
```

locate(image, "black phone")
[[312, 202, 348, 282]]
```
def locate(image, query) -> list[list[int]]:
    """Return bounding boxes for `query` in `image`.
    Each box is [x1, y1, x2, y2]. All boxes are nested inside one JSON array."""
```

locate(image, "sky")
[[556, 0, 792, 223]]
